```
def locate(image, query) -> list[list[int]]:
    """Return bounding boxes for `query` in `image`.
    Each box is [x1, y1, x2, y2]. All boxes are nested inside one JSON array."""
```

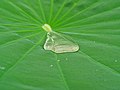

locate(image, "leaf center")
[[42, 24, 52, 32]]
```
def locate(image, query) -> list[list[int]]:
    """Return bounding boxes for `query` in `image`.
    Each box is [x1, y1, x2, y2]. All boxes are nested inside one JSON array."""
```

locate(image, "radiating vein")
[[0, 8, 35, 24], [0, 33, 46, 79], [55, 54, 69, 90], [0, 32, 41, 48], [61, 32, 120, 48], [49, 0, 54, 23], [38, 0, 46, 22], [8, 1, 42, 25], [54, 1, 100, 27], [78, 51, 120, 75], [19, 2, 44, 24], [61, 31, 120, 36], [58, 6, 120, 28], [53, 0, 81, 26], [0, 23, 38, 27], [0, 30, 39, 34], [0, 15, 30, 24], [51, 0, 67, 24], [54, 20, 120, 29]]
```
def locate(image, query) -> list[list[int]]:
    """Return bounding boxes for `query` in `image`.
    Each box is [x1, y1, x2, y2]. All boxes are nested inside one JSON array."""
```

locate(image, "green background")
[[0, 0, 120, 90]]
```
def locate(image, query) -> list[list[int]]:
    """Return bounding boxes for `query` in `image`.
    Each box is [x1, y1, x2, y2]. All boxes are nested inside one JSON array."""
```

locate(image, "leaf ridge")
[[55, 54, 70, 90], [0, 33, 46, 80], [38, 0, 46, 22], [8, 1, 42, 25], [59, 6, 120, 28], [0, 32, 41, 48], [79, 51, 120, 75], [54, 0, 100, 27]]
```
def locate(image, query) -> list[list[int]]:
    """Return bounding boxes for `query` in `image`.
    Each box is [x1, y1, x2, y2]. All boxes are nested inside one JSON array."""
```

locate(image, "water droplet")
[[115, 60, 118, 62], [0, 66, 5, 70], [57, 60, 60, 62], [95, 69, 98, 72], [50, 65, 53, 67], [66, 58, 68, 61], [44, 31, 79, 53]]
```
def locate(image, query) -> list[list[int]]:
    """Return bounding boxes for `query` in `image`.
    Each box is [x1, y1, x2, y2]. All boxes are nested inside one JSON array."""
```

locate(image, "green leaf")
[[0, 0, 120, 90]]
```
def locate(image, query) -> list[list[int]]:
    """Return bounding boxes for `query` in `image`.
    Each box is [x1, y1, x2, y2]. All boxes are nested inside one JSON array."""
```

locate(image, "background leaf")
[[0, 0, 120, 90]]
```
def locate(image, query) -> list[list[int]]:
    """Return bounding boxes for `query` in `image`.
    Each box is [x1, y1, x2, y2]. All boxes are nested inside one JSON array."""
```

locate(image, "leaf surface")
[[0, 0, 120, 90]]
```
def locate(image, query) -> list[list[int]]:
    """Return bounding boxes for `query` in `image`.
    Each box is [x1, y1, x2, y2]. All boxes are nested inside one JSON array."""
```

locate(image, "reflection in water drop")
[[0, 66, 5, 70]]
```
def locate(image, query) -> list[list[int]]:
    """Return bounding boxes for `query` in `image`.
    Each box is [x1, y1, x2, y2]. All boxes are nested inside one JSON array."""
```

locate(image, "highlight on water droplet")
[[114, 60, 118, 62], [42, 24, 80, 53], [0, 66, 5, 70], [50, 64, 53, 67], [57, 60, 61, 62]]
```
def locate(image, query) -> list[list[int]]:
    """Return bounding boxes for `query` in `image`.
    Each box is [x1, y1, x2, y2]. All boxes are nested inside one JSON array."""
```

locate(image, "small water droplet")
[[50, 65, 53, 67], [115, 60, 118, 62], [57, 60, 60, 62], [0, 66, 5, 70], [66, 58, 68, 61], [95, 69, 98, 72]]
